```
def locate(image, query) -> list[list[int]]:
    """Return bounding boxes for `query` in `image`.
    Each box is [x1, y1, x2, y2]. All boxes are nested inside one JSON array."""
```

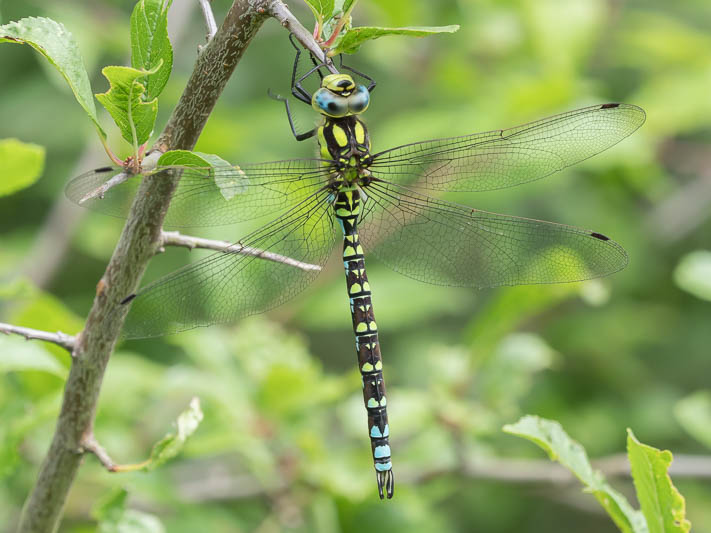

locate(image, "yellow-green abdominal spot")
[[367, 396, 386, 408]]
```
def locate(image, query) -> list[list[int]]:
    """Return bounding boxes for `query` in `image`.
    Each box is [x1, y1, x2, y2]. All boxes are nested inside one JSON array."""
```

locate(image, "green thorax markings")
[[318, 116, 371, 171]]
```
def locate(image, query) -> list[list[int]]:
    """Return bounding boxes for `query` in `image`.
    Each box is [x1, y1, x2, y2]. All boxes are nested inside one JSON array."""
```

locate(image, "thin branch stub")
[[0, 322, 76, 352], [160, 230, 322, 272]]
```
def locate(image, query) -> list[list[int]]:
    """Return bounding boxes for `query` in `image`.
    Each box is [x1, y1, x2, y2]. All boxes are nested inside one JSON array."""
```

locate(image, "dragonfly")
[[66, 38, 645, 499]]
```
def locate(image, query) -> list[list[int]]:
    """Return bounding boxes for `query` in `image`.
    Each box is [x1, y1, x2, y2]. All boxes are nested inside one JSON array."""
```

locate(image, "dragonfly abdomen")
[[335, 189, 394, 499]]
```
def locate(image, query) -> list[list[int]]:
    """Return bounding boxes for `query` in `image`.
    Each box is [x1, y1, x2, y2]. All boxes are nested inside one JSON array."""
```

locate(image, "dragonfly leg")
[[267, 89, 316, 141], [289, 37, 314, 104], [293, 61, 328, 104], [288, 34, 331, 105], [340, 62, 377, 93]]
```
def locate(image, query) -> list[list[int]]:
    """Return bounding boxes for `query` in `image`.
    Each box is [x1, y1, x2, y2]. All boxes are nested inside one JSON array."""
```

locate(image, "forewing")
[[358, 180, 628, 288], [367, 103, 645, 192], [122, 187, 336, 338], [65, 160, 331, 227]]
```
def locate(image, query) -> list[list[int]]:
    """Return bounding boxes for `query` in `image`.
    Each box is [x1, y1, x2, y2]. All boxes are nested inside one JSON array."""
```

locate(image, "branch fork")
[[80, 434, 117, 472]]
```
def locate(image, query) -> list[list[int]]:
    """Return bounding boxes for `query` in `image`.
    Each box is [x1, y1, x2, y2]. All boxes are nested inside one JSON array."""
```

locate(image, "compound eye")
[[348, 85, 370, 114], [313, 88, 348, 117]]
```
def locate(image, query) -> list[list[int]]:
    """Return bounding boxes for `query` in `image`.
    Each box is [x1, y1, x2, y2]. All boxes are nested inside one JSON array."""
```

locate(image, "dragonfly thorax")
[[318, 115, 372, 169]]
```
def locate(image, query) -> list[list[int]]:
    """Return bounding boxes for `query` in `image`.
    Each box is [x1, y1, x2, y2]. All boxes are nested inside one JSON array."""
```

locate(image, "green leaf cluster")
[[97, 0, 173, 148], [302, 0, 459, 54], [505, 416, 691, 533], [0, 0, 173, 156]]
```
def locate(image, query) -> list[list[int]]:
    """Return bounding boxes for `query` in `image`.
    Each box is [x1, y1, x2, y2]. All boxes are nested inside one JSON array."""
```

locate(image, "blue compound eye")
[[348, 85, 370, 114], [313, 88, 349, 117]]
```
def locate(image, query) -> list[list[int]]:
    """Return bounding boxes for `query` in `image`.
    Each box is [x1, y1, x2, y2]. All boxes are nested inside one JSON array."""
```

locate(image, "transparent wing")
[[122, 187, 336, 338], [65, 160, 332, 227], [367, 103, 645, 192], [358, 179, 628, 288]]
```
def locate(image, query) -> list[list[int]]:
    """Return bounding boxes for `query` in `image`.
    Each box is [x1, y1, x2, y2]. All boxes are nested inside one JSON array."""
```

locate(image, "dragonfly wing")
[[359, 179, 627, 288], [122, 187, 336, 338], [65, 160, 332, 227], [367, 103, 645, 192], [65, 166, 142, 220]]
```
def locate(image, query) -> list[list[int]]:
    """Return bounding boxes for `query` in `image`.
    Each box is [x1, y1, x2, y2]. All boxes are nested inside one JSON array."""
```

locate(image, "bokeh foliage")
[[1, 0, 710, 531]]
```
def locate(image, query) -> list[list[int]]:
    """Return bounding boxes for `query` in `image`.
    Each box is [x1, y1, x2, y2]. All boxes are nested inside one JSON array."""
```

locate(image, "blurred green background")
[[2, 0, 711, 531]]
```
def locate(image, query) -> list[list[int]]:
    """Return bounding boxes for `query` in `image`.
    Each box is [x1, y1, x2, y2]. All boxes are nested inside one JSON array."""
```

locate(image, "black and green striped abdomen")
[[334, 189, 394, 499]]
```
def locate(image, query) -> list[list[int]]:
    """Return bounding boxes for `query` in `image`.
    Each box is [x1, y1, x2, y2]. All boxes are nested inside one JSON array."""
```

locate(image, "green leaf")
[[93, 487, 165, 533], [322, 0, 357, 42], [0, 139, 45, 196], [504, 416, 647, 533], [673, 250, 711, 302], [95, 64, 160, 146], [156, 149, 209, 167], [674, 390, 711, 449], [0, 337, 67, 378], [627, 430, 691, 533], [157, 150, 245, 200], [331, 24, 460, 55], [0, 17, 106, 139], [143, 397, 203, 471], [303, 0, 335, 22], [130, 0, 173, 100], [340, 0, 357, 14]]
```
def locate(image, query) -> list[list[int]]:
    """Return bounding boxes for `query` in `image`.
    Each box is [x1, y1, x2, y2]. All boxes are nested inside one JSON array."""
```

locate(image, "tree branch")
[[79, 435, 116, 472], [17, 2, 272, 531], [267, 0, 339, 74], [197, 0, 218, 43], [0, 322, 76, 352], [159, 230, 321, 271]]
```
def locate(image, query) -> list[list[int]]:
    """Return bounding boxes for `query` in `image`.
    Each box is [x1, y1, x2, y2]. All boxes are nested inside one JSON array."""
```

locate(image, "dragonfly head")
[[312, 74, 370, 118]]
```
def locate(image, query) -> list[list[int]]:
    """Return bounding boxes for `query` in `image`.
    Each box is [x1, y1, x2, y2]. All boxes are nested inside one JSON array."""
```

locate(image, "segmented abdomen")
[[334, 188, 394, 499]]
